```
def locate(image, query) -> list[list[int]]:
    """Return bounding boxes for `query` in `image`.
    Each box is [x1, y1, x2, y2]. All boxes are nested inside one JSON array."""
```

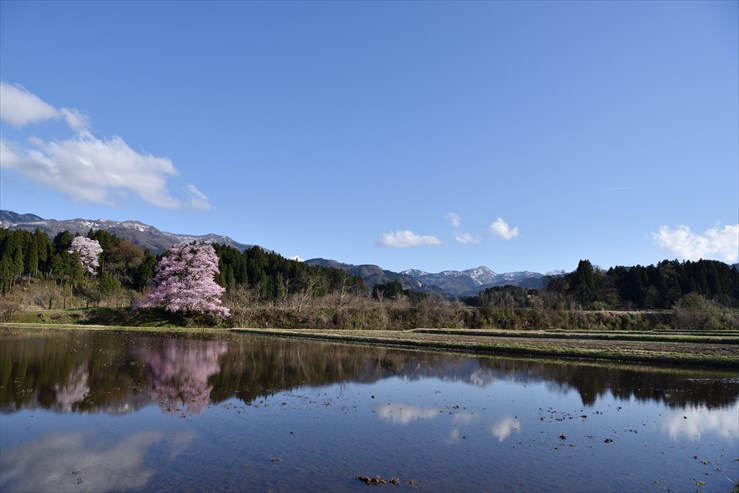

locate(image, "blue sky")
[[1, 1, 737, 274]]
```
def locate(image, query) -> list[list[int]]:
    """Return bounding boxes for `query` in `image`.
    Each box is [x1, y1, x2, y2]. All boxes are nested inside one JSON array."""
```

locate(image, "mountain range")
[[401, 266, 545, 297], [1, 209, 545, 297], [0, 210, 250, 254], [303, 259, 545, 297]]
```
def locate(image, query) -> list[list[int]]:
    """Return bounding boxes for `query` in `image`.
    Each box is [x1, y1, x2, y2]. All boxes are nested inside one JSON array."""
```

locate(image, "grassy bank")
[[6, 295, 738, 332], [3, 321, 738, 367], [3, 303, 739, 368]]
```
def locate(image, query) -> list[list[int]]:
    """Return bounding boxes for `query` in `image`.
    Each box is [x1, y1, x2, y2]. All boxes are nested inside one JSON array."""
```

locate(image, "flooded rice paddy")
[[1, 328, 737, 492]]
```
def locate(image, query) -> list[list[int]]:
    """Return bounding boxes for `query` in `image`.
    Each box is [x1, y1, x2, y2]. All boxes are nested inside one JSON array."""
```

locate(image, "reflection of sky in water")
[[361, 376, 738, 492], [661, 403, 739, 441], [374, 403, 440, 424], [53, 363, 89, 412], [1, 332, 738, 493], [490, 416, 521, 442], [0, 428, 194, 493]]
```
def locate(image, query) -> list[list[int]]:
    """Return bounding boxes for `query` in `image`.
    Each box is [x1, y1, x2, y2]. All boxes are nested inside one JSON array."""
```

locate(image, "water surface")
[[1, 328, 737, 492]]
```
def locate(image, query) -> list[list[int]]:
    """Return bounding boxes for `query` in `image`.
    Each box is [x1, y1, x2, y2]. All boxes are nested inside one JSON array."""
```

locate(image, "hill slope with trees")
[[1, 228, 737, 330]]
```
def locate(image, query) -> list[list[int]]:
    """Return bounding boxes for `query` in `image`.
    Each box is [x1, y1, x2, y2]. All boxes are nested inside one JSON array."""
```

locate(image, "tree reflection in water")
[[1, 329, 736, 493], [0, 329, 737, 415], [133, 337, 228, 415]]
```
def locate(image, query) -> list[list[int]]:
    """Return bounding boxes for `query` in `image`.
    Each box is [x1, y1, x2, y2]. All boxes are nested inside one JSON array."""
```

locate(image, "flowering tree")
[[138, 243, 229, 318], [69, 236, 103, 275]]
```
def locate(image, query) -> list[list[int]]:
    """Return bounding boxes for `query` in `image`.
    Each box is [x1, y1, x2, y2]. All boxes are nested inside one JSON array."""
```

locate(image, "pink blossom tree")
[[69, 236, 103, 275], [138, 243, 230, 318]]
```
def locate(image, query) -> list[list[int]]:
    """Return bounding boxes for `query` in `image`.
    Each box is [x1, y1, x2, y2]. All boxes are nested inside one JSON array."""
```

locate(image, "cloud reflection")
[[374, 403, 441, 425], [468, 368, 495, 387], [0, 429, 194, 492], [490, 416, 521, 442], [53, 363, 89, 412], [661, 404, 739, 441], [453, 411, 478, 425]]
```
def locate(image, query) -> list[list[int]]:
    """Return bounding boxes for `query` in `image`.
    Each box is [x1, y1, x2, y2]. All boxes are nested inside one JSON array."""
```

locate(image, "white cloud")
[[59, 107, 90, 132], [0, 82, 211, 210], [454, 232, 480, 244], [445, 212, 462, 228], [653, 224, 739, 262], [185, 184, 213, 210], [1, 133, 183, 209], [0, 82, 59, 127], [377, 229, 442, 248], [446, 212, 479, 244], [489, 217, 519, 240], [0, 81, 89, 131]]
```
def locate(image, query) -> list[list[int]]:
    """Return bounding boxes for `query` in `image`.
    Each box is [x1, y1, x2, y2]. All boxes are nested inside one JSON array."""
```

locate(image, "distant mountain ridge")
[[400, 266, 545, 297], [304, 258, 446, 296], [0, 210, 250, 254], [307, 259, 545, 297], [2, 209, 544, 297]]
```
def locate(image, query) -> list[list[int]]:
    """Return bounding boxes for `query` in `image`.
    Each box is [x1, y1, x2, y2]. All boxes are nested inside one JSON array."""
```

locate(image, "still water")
[[0, 328, 737, 493]]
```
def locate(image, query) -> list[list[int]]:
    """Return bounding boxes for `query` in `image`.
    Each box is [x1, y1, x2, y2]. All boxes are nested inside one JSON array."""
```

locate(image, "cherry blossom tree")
[[138, 243, 229, 318], [68, 236, 103, 275]]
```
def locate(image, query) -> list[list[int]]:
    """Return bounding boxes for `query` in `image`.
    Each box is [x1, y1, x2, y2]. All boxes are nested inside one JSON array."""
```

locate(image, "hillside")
[[2, 209, 546, 298], [0, 210, 250, 254]]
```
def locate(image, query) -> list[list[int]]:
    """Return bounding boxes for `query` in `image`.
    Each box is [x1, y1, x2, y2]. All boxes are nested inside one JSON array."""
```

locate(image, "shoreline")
[[2, 323, 738, 368], [231, 327, 739, 369]]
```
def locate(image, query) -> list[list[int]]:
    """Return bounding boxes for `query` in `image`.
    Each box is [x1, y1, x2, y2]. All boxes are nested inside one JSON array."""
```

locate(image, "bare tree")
[[225, 285, 260, 327]]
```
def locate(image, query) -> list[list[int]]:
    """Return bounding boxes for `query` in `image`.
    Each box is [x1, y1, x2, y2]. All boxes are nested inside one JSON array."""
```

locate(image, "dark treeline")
[[3, 330, 737, 413], [0, 228, 157, 296], [212, 243, 366, 300], [467, 259, 739, 310], [0, 228, 365, 304], [462, 259, 738, 331], [1, 228, 737, 331]]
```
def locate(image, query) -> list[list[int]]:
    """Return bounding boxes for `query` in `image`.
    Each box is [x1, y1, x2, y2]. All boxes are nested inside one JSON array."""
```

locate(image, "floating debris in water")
[[356, 476, 402, 485]]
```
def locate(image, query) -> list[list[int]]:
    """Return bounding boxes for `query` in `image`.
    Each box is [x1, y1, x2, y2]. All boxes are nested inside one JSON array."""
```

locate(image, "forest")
[[1, 227, 737, 330]]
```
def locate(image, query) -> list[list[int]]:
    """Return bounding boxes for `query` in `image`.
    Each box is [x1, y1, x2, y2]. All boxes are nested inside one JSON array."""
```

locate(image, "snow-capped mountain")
[[401, 267, 545, 297], [307, 260, 545, 298], [0, 210, 250, 253]]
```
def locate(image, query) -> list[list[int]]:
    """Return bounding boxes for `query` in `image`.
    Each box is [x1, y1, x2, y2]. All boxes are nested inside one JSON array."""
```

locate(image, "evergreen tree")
[[53, 231, 74, 255]]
